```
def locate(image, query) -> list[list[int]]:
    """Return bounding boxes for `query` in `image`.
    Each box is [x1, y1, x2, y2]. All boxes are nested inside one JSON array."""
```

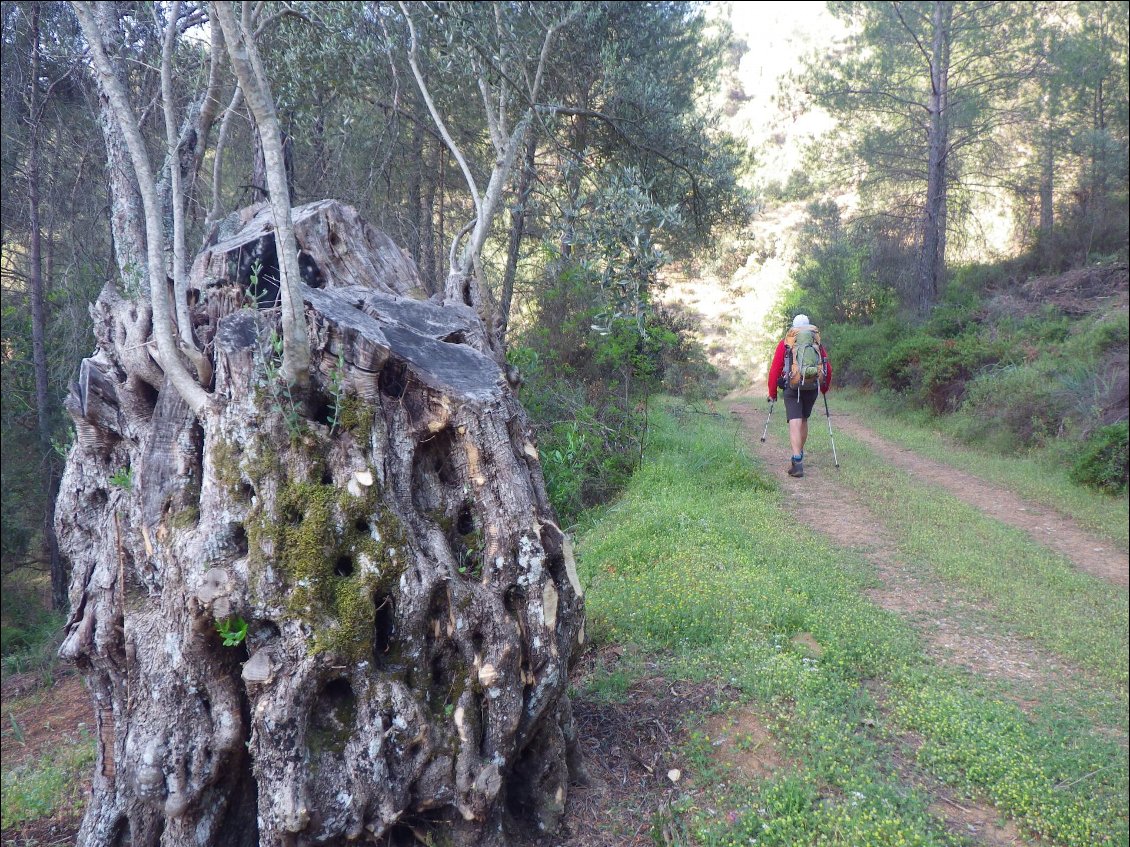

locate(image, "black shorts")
[[783, 388, 818, 421]]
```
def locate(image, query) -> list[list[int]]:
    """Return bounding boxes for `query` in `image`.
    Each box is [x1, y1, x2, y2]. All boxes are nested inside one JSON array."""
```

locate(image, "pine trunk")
[[26, 6, 67, 610], [499, 133, 538, 345], [57, 200, 586, 847], [916, 1, 952, 316]]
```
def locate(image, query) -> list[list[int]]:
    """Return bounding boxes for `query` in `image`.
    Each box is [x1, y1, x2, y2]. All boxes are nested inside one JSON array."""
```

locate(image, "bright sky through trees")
[[718, 1, 841, 183]]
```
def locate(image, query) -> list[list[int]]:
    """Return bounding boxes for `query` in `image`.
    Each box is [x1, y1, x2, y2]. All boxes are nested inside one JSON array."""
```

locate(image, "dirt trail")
[[830, 413, 1129, 587], [730, 402, 1117, 691], [730, 401, 1053, 846]]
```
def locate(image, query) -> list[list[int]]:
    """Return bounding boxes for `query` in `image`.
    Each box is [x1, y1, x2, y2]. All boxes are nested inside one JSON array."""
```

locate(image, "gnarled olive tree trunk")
[[57, 200, 586, 846]]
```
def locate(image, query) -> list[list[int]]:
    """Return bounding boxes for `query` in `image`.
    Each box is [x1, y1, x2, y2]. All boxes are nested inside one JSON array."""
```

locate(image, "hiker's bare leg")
[[790, 418, 808, 456]]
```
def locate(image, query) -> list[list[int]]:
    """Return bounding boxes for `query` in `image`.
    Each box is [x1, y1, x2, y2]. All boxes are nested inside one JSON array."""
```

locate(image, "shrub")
[[510, 255, 720, 525], [648, 305, 722, 400], [878, 335, 946, 394], [923, 300, 977, 339], [948, 260, 1014, 297], [1075, 310, 1130, 357], [824, 319, 902, 388], [877, 333, 1005, 413], [1016, 309, 1072, 345], [508, 339, 646, 526], [952, 362, 1081, 451], [1070, 422, 1129, 494]]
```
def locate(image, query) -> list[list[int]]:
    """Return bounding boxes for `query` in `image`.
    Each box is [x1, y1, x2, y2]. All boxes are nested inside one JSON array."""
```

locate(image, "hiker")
[[767, 314, 832, 478]]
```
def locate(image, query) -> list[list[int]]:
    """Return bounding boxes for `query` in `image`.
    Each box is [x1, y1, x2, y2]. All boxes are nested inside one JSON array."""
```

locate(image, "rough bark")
[[421, 138, 439, 290], [407, 123, 424, 268], [1038, 59, 1057, 264], [58, 200, 585, 847], [28, 3, 50, 458], [438, 146, 447, 283], [560, 93, 590, 262], [1039, 124, 1055, 260], [26, 5, 67, 610], [251, 127, 295, 204]]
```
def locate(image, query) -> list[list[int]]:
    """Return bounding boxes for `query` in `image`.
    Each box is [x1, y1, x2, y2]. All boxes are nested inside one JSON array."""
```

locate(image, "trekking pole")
[[822, 392, 840, 468], [760, 399, 776, 442]]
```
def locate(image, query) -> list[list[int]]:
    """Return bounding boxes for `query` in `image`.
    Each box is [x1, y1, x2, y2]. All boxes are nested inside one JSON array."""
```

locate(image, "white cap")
[[792, 314, 811, 328]]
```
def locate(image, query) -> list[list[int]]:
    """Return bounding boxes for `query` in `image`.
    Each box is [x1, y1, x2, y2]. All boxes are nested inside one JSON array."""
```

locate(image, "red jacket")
[[768, 338, 832, 400]]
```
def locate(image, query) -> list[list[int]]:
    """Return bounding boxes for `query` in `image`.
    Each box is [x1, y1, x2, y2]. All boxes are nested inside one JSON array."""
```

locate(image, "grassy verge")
[[1, 732, 94, 830], [831, 389, 1129, 551], [576, 400, 1129, 846]]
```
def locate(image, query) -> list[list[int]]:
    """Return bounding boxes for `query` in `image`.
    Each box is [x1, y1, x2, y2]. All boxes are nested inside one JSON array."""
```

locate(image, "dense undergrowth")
[[509, 268, 720, 526], [0, 577, 65, 679], [576, 402, 1129, 846]]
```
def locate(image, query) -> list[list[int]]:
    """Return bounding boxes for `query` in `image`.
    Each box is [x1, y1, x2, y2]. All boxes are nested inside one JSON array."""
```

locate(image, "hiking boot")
[[788, 458, 804, 478]]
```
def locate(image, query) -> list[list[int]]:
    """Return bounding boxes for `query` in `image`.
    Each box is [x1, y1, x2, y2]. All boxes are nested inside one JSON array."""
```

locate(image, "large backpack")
[[780, 325, 827, 392]]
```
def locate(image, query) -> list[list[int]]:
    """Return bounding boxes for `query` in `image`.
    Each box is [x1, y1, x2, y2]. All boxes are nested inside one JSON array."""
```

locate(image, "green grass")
[[831, 389, 1129, 551], [576, 400, 1129, 846], [0, 732, 94, 829]]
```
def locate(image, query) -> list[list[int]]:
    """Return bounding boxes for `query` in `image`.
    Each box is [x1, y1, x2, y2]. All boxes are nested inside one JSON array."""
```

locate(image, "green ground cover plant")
[[1, 732, 94, 830], [576, 401, 1129, 846]]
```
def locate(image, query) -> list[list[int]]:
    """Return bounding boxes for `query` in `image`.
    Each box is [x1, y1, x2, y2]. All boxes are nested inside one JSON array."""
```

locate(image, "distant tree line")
[[793, 0, 1129, 321]]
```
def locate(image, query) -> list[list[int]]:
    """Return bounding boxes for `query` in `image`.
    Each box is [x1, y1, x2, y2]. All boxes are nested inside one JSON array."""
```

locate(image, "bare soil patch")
[[0, 818, 79, 847], [703, 703, 786, 783], [1, 670, 92, 771], [925, 794, 1025, 846], [530, 646, 727, 847]]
